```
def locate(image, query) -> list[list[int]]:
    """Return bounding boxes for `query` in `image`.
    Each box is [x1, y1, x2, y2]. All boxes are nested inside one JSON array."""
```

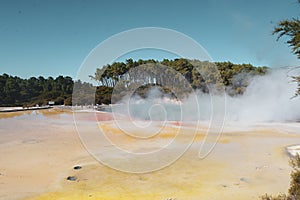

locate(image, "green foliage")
[[132, 84, 176, 99], [90, 58, 268, 100], [289, 155, 300, 198], [0, 74, 86, 106], [292, 75, 300, 97], [273, 1, 300, 96], [273, 19, 300, 59], [261, 155, 300, 200], [64, 96, 72, 106], [95, 86, 114, 105], [71, 80, 95, 105]]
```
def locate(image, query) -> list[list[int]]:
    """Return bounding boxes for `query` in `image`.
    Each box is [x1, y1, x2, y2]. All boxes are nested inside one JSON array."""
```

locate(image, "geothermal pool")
[[0, 109, 300, 200]]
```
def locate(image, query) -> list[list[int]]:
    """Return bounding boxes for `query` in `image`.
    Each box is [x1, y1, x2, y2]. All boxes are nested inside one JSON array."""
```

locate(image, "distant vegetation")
[[0, 74, 75, 106], [0, 59, 268, 106]]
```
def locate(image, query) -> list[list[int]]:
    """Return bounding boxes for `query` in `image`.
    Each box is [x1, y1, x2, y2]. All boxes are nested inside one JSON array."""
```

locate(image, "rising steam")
[[112, 67, 300, 124]]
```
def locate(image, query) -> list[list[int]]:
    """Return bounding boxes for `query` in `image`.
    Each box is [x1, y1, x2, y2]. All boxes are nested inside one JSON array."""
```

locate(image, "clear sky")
[[0, 0, 300, 79]]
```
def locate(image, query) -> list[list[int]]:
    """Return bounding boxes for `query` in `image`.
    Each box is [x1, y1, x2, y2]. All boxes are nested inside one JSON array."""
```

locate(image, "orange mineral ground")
[[0, 109, 300, 200]]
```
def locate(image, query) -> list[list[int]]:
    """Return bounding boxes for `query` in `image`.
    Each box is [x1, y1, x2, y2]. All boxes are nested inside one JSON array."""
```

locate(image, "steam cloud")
[[112, 68, 300, 124], [225, 68, 300, 123]]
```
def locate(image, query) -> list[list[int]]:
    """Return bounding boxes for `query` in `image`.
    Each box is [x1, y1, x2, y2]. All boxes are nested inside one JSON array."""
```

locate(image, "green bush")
[[261, 155, 300, 200]]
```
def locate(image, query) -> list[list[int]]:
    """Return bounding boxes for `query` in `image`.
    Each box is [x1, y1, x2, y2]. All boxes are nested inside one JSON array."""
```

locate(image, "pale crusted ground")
[[0, 110, 299, 200]]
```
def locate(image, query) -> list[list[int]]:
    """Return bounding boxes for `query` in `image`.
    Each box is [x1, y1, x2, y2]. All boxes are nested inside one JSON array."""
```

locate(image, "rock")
[[66, 176, 77, 181], [22, 139, 40, 144], [73, 166, 82, 170], [240, 177, 249, 183]]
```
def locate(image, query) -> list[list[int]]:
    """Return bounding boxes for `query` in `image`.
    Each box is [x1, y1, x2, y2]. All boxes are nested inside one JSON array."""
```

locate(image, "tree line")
[[0, 74, 75, 106], [90, 59, 268, 101], [0, 60, 269, 107]]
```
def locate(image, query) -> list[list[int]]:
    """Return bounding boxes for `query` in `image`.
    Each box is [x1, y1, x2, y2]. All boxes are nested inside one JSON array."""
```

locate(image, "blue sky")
[[0, 0, 300, 79]]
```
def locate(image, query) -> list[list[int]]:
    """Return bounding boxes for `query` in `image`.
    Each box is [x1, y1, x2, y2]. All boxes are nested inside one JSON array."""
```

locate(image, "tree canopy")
[[90, 58, 268, 101], [273, 18, 300, 59], [0, 74, 87, 107], [273, 0, 300, 96]]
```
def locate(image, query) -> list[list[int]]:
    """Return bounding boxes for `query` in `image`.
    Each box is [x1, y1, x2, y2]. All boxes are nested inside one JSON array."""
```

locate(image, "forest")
[[0, 74, 74, 106], [89, 58, 268, 101], [0, 59, 268, 107]]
